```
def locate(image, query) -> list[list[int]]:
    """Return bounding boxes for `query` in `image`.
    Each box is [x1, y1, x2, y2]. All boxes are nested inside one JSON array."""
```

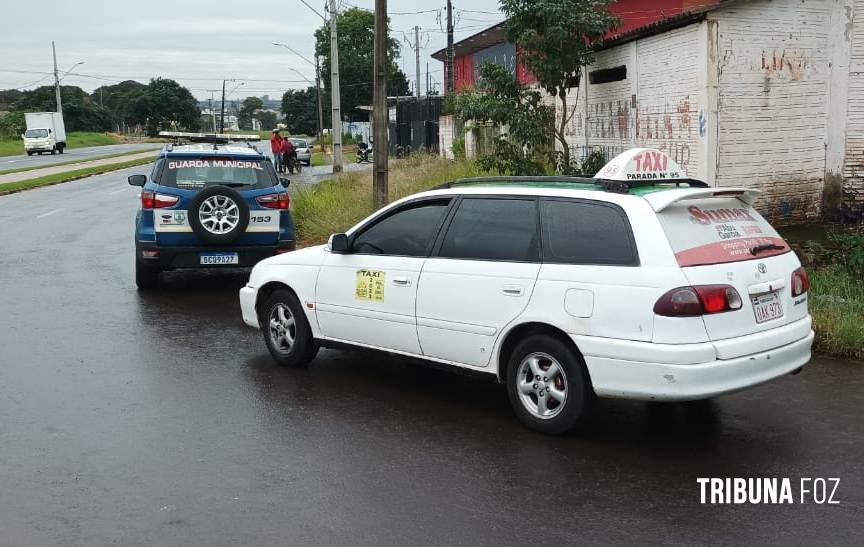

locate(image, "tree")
[[257, 110, 278, 132], [454, 62, 554, 175], [500, 0, 618, 170], [128, 78, 200, 136], [91, 81, 147, 131], [238, 96, 263, 130], [314, 7, 409, 124], [281, 87, 318, 135], [11, 85, 112, 132]]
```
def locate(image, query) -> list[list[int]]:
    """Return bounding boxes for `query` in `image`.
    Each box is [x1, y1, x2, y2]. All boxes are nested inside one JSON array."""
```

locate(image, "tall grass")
[[292, 154, 486, 245], [809, 266, 864, 359]]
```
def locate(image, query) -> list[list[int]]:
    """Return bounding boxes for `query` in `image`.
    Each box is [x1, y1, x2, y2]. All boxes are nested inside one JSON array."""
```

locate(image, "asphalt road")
[[0, 166, 862, 546], [0, 143, 160, 171]]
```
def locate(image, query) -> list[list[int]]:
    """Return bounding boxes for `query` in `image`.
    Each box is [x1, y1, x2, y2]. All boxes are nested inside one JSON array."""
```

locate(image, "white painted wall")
[[558, 23, 708, 179], [843, 0, 864, 211], [711, 0, 833, 223]]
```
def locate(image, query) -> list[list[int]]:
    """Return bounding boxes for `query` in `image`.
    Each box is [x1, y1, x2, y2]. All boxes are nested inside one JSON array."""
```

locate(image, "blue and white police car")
[[129, 132, 295, 289]]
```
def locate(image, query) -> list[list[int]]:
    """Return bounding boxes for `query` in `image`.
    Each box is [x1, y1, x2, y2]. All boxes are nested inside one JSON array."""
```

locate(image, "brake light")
[[791, 266, 809, 297], [256, 192, 290, 209], [141, 191, 180, 209], [654, 285, 743, 317]]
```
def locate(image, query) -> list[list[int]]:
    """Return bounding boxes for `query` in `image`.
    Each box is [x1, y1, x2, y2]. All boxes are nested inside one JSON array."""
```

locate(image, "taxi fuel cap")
[[596, 148, 686, 182]]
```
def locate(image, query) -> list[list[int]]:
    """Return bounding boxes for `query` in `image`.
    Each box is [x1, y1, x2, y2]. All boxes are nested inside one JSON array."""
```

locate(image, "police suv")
[[239, 148, 814, 434], [130, 133, 295, 289]]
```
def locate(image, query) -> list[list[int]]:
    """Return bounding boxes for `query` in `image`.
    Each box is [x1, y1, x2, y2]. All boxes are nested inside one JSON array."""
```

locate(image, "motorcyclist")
[[282, 137, 298, 174]]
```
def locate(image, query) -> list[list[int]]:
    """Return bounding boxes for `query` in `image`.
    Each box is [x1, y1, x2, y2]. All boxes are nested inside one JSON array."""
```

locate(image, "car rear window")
[[540, 199, 638, 265], [155, 156, 278, 190], [657, 197, 790, 267]]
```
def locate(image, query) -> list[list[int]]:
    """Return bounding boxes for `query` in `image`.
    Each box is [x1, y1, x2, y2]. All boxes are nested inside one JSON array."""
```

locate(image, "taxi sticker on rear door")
[[355, 270, 385, 301]]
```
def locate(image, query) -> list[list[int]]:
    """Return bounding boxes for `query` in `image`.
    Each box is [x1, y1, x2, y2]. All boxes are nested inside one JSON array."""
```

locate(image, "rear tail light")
[[256, 192, 290, 209], [791, 266, 809, 297], [654, 285, 743, 317], [141, 191, 180, 209]]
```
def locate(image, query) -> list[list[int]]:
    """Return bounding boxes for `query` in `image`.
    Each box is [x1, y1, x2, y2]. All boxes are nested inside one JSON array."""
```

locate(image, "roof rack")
[[433, 175, 709, 193]]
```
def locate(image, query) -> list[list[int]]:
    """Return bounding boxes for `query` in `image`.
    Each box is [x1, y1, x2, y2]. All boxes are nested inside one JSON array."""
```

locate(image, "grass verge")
[[809, 266, 864, 360], [292, 154, 486, 246], [0, 157, 153, 195], [0, 132, 121, 156], [0, 148, 157, 176]]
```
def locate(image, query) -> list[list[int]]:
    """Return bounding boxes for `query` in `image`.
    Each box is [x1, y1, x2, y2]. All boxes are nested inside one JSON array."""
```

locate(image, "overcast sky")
[[0, 0, 503, 101]]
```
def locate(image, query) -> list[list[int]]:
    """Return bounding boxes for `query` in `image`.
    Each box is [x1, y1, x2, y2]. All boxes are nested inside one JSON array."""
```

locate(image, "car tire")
[[26, 151, 32, 156], [187, 185, 250, 245], [261, 289, 319, 367], [506, 334, 595, 435], [135, 260, 159, 290], [58, 145, 64, 154], [50, 148, 56, 155]]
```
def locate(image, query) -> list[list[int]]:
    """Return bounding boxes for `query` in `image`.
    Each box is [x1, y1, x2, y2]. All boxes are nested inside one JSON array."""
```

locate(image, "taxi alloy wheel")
[[506, 334, 595, 435], [261, 289, 319, 368]]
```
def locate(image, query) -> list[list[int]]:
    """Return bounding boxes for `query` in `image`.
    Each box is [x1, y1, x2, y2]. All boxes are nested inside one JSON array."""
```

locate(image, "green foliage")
[[808, 266, 864, 360], [257, 110, 278, 133], [451, 133, 466, 161], [559, 149, 608, 176], [128, 78, 200, 136], [0, 89, 23, 111], [10, 85, 113, 132], [500, 0, 618, 166], [238, 96, 264, 130], [281, 87, 318, 135], [453, 62, 554, 175], [318, 132, 358, 145], [0, 111, 25, 138], [826, 232, 864, 274], [91, 81, 148, 131], [314, 7, 410, 123]]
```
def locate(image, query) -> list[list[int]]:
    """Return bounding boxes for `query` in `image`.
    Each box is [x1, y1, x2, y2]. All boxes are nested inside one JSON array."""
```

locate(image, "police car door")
[[314, 198, 453, 354]]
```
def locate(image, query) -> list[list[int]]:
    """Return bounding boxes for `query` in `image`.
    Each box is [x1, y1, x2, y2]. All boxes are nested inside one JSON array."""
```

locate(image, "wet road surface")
[[0, 168, 863, 546], [0, 143, 160, 172]]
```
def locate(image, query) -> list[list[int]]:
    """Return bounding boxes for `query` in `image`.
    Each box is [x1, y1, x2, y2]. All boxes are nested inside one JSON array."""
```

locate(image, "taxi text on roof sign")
[[596, 148, 686, 182]]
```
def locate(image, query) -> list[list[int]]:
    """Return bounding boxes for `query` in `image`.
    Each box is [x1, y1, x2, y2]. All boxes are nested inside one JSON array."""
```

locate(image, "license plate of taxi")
[[752, 291, 784, 324], [200, 252, 239, 265]]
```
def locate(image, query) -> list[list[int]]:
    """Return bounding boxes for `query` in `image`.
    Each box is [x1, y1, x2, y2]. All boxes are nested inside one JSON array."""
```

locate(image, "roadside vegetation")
[[786, 229, 864, 359], [0, 156, 152, 195], [0, 131, 120, 156], [292, 154, 485, 245]]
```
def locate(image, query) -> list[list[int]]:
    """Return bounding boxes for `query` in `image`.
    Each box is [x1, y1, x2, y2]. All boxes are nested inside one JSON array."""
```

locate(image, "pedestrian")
[[270, 128, 284, 173]]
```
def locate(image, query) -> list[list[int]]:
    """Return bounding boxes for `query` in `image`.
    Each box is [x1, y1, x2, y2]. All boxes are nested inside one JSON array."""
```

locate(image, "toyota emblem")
[[757, 263, 767, 274]]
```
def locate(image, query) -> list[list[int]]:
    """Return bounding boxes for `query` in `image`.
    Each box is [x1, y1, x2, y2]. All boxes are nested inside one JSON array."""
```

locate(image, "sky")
[[0, 0, 503, 102]]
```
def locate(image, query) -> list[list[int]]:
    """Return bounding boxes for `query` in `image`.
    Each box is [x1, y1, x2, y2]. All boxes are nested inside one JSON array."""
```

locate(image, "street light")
[[273, 42, 325, 161], [58, 61, 84, 83]]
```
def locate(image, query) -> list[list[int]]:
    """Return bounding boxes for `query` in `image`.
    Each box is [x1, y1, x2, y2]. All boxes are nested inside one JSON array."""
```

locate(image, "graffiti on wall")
[[760, 48, 811, 81]]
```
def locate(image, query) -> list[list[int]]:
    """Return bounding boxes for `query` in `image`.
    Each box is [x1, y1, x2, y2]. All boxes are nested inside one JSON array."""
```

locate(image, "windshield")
[[291, 139, 307, 148], [156, 157, 278, 190], [24, 129, 48, 138], [657, 197, 790, 267]]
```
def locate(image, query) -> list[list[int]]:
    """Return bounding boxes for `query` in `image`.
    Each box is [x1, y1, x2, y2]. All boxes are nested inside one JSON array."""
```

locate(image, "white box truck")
[[23, 112, 67, 156]]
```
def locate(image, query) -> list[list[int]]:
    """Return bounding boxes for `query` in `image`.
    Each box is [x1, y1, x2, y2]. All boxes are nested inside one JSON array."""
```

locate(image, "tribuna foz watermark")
[[698, 478, 840, 504]]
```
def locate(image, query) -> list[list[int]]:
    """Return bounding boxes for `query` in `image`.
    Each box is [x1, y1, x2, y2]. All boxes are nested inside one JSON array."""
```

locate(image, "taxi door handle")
[[502, 286, 523, 297], [392, 277, 411, 287]]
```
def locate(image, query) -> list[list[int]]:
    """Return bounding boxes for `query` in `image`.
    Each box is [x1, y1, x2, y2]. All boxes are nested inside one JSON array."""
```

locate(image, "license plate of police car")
[[200, 252, 239, 265], [752, 291, 784, 324]]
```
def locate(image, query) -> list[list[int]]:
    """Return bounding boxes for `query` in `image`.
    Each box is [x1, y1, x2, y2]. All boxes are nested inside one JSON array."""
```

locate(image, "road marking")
[[36, 208, 65, 219]]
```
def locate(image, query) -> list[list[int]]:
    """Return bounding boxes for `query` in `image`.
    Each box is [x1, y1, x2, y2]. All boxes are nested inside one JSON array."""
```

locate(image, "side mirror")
[[128, 174, 147, 186], [279, 176, 291, 188], [328, 233, 350, 253]]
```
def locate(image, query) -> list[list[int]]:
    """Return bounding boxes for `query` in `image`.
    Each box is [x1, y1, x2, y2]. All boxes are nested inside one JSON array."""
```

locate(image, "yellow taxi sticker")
[[355, 269, 385, 301]]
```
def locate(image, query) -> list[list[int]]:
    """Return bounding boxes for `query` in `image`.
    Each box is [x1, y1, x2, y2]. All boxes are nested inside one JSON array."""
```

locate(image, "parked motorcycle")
[[356, 142, 371, 163]]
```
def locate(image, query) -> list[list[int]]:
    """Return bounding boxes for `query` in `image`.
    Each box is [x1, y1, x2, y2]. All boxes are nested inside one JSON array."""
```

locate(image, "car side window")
[[540, 199, 638, 265], [438, 198, 539, 262], [352, 199, 451, 257]]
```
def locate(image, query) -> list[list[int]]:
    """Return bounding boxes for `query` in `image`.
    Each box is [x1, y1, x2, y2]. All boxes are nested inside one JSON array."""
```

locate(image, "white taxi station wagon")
[[239, 148, 814, 434]]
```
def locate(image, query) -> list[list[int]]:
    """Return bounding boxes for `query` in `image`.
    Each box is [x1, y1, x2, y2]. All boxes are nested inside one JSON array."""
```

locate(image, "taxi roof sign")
[[596, 148, 686, 183]]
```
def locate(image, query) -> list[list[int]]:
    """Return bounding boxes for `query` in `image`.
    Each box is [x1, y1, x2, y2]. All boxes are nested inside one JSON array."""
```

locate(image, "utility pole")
[[208, 92, 216, 133], [315, 54, 324, 151], [329, 0, 343, 172], [414, 26, 422, 98], [446, 0, 455, 94], [426, 62, 430, 96], [52, 41, 62, 116], [220, 79, 227, 134], [373, 0, 388, 208]]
